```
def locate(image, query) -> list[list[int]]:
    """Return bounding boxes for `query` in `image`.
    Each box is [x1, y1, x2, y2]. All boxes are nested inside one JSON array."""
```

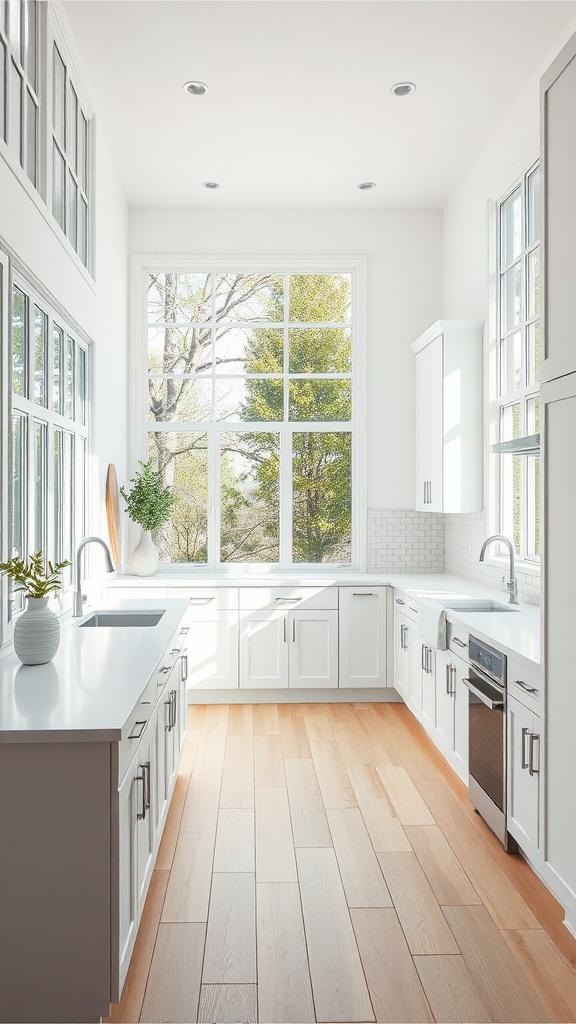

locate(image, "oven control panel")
[[469, 635, 506, 686]]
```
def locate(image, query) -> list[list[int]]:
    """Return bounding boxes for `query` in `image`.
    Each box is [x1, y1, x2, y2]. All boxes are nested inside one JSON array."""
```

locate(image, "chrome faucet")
[[73, 536, 115, 616], [479, 534, 519, 605]]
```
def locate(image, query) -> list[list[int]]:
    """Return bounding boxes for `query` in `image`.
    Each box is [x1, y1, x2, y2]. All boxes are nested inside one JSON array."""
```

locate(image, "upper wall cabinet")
[[541, 33, 576, 383], [411, 320, 484, 513]]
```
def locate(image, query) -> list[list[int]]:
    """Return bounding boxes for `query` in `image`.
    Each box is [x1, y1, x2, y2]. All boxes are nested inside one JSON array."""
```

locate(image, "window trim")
[[130, 254, 367, 573], [0, 249, 11, 645]]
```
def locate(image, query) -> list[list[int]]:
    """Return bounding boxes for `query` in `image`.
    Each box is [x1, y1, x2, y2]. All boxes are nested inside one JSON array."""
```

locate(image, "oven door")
[[463, 670, 506, 812]]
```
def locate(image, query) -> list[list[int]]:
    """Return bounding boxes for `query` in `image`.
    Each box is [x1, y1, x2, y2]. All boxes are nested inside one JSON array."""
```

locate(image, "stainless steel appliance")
[[463, 635, 510, 848]]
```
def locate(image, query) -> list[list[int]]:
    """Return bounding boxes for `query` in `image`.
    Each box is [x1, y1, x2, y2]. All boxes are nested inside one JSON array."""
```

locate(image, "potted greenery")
[[0, 552, 71, 664], [120, 459, 174, 576]]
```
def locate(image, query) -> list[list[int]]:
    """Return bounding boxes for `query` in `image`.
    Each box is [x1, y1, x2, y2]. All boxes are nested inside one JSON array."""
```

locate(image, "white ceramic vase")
[[14, 596, 60, 666], [131, 529, 159, 576]]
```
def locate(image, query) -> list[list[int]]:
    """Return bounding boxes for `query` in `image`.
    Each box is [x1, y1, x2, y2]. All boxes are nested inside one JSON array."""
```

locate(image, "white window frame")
[[131, 255, 367, 574], [488, 148, 541, 572], [0, 0, 43, 188]]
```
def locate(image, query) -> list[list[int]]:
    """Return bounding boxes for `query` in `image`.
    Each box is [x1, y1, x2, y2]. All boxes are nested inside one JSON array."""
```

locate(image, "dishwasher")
[[462, 635, 514, 850]]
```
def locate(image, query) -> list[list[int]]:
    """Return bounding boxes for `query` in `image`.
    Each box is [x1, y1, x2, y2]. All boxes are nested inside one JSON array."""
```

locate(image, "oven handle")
[[462, 677, 505, 710]]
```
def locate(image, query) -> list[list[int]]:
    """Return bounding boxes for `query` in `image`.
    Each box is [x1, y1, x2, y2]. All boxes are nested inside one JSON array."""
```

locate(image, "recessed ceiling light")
[[202, 181, 220, 189], [357, 181, 376, 190], [183, 80, 208, 96], [390, 82, 416, 97]]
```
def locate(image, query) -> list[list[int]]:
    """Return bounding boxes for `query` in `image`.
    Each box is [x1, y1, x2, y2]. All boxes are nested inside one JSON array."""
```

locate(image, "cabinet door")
[[239, 611, 289, 689], [153, 697, 169, 838], [434, 650, 455, 757], [508, 695, 540, 856], [428, 336, 443, 512], [289, 609, 338, 688], [452, 655, 469, 782], [420, 642, 436, 733], [186, 609, 239, 689], [339, 587, 387, 688], [175, 652, 187, 758], [407, 625, 423, 717], [415, 345, 432, 511], [134, 732, 155, 917], [116, 765, 138, 997], [394, 612, 410, 698]]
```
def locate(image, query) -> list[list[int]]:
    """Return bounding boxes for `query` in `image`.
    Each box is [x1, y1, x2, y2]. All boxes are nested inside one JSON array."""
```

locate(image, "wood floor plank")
[[213, 808, 255, 872], [255, 786, 297, 883], [303, 705, 335, 741], [404, 824, 481, 906], [254, 733, 285, 787], [378, 851, 459, 954], [284, 757, 332, 847], [257, 882, 316, 1024], [279, 712, 312, 758], [346, 763, 412, 852], [417, 779, 540, 929], [310, 739, 358, 809], [180, 768, 222, 833], [350, 908, 433, 1023], [220, 734, 254, 809], [187, 704, 206, 730], [443, 905, 552, 1023], [139, 922, 205, 1023], [203, 873, 256, 984], [253, 703, 280, 735], [375, 764, 436, 826], [198, 984, 257, 1023], [161, 832, 215, 923], [413, 954, 494, 1023], [327, 808, 392, 908], [178, 729, 200, 778], [155, 775, 190, 871], [296, 847, 374, 1023], [331, 719, 374, 765], [195, 705, 229, 770], [227, 703, 254, 735], [105, 870, 169, 1024], [374, 704, 439, 781], [501, 928, 576, 1022]]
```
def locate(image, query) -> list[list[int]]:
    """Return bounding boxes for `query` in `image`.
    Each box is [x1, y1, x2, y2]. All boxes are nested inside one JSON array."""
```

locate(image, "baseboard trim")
[[186, 687, 402, 704]]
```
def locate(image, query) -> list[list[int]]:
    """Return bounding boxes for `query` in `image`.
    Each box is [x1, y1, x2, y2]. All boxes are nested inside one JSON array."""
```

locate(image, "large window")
[[9, 272, 89, 619], [51, 40, 90, 267], [0, 0, 40, 187], [143, 265, 362, 568], [493, 162, 540, 562]]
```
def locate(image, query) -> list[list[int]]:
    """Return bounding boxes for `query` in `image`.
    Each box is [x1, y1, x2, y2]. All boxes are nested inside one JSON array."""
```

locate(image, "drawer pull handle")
[[275, 596, 302, 603], [159, 665, 171, 675], [181, 653, 188, 682], [352, 592, 374, 597], [170, 647, 180, 656], [396, 598, 405, 605], [410, 606, 418, 613], [529, 732, 540, 776], [189, 596, 214, 604], [180, 626, 190, 634], [128, 720, 147, 740], [452, 637, 467, 648], [516, 679, 538, 694]]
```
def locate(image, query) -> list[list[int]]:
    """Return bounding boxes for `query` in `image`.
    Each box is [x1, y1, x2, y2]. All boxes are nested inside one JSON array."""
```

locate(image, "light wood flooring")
[[106, 702, 576, 1024]]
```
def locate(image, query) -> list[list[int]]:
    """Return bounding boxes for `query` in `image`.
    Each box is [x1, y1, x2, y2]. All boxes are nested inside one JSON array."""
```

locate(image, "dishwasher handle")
[[462, 677, 505, 711]]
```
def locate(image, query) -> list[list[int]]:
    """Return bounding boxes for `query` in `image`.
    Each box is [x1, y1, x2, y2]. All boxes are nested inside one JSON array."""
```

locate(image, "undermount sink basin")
[[79, 610, 165, 628], [438, 599, 518, 613]]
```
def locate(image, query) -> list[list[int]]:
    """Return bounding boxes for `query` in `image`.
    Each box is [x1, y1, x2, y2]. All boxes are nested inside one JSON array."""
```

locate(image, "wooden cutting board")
[[105, 463, 122, 569]]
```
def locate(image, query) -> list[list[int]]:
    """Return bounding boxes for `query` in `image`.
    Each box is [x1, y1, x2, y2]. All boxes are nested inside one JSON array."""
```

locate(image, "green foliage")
[[120, 459, 175, 531], [0, 552, 71, 597]]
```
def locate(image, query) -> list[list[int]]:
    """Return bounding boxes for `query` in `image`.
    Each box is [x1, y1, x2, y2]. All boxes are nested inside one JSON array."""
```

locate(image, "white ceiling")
[[62, 0, 576, 209]]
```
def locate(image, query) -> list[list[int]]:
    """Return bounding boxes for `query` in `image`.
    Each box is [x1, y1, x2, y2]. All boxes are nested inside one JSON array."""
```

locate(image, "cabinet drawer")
[[239, 586, 338, 610], [168, 587, 238, 609], [118, 679, 157, 784], [110, 586, 168, 598], [394, 592, 419, 621], [508, 656, 541, 714], [447, 622, 469, 657]]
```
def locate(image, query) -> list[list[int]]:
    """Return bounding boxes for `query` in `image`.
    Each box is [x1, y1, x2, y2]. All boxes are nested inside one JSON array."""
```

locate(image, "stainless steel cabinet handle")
[[143, 761, 151, 810], [529, 732, 540, 776], [521, 726, 530, 769], [292, 618, 296, 642], [462, 678, 504, 710], [158, 665, 171, 675], [409, 606, 418, 613], [428, 481, 432, 505], [181, 653, 188, 682], [180, 625, 190, 635], [427, 647, 433, 674], [353, 592, 374, 597], [396, 598, 405, 605], [421, 643, 426, 671], [399, 623, 404, 649], [128, 720, 147, 740], [452, 637, 467, 649], [166, 689, 177, 731], [136, 770, 147, 820], [170, 647, 180, 656], [446, 663, 451, 694], [515, 679, 539, 695], [423, 481, 427, 504], [189, 596, 214, 604], [283, 617, 287, 643], [275, 596, 302, 603]]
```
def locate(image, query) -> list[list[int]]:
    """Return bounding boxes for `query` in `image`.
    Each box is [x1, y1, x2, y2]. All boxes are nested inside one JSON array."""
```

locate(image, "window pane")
[[220, 431, 279, 562], [78, 195, 88, 266], [147, 272, 212, 324], [527, 456, 540, 558], [527, 396, 540, 434], [79, 111, 87, 190], [33, 303, 47, 405], [147, 325, 212, 374], [62, 431, 74, 586], [526, 166, 540, 248], [289, 274, 351, 323], [34, 420, 47, 552], [527, 322, 540, 387], [215, 378, 283, 421], [148, 431, 208, 563], [25, 86, 36, 183], [11, 411, 26, 558], [65, 334, 74, 418], [289, 327, 352, 373], [149, 377, 212, 423], [8, 0, 20, 56], [53, 323, 63, 413], [215, 327, 283, 375], [67, 170, 77, 247], [12, 284, 26, 396], [67, 80, 77, 171], [500, 405, 521, 556], [0, 41, 6, 142], [53, 43, 65, 145], [500, 263, 522, 335], [215, 273, 283, 322], [23, 0, 37, 90], [52, 142, 65, 229], [500, 186, 522, 267], [75, 435, 86, 561], [53, 428, 63, 562], [500, 331, 523, 395], [289, 379, 351, 421], [527, 247, 540, 319], [9, 58, 21, 161], [77, 345, 86, 424], [292, 431, 351, 563]]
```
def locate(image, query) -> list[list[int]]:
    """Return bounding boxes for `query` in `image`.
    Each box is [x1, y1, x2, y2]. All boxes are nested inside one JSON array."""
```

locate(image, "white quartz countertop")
[[0, 598, 189, 743]]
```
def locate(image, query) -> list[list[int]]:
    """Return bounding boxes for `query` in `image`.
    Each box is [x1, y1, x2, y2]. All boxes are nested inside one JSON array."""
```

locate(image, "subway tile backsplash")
[[444, 509, 540, 606]]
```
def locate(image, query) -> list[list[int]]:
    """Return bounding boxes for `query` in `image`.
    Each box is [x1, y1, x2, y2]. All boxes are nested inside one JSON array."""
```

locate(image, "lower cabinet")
[[507, 694, 541, 860], [393, 609, 411, 699], [186, 609, 239, 689], [239, 608, 338, 688], [338, 587, 387, 687], [428, 648, 469, 783]]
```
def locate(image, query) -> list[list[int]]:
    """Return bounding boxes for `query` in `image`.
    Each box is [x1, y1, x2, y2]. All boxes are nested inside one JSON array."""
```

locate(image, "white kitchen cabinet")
[[239, 610, 288, 688], [186, 608, 239, 689], [239, 607, 338, 689], [419, 639, 436, 733], [429, 648, 468, 784], [339, 587, 387, 688], [394, 609, 410, 699], [117, 760, 138, 991], [407, 625, 424, 718], [507, 694, 540, 860], [412, 319, 484, 513]]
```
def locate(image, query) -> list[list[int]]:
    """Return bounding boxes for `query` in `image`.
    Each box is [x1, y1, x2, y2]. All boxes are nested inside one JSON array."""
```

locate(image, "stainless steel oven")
[[463, 635, 510, 847]]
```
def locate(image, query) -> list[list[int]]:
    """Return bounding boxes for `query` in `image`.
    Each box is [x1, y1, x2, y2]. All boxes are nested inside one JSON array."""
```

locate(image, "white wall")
[[129, 207, 443, 510]]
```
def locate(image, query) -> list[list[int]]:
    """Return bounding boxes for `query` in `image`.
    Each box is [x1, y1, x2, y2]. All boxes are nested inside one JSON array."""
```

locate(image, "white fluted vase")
[[131, 529, 159, 577], [14, 597, 60, 666]]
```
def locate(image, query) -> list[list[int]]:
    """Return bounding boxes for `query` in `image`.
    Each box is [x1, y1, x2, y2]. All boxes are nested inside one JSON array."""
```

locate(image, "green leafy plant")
[[120, 459, 174, 531], [0, 552, 71, 598]]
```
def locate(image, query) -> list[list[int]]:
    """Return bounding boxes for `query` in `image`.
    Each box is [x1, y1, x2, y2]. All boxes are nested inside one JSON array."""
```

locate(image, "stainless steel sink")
[[79, 610, 165, 627], [438, 599, 518, 613]]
